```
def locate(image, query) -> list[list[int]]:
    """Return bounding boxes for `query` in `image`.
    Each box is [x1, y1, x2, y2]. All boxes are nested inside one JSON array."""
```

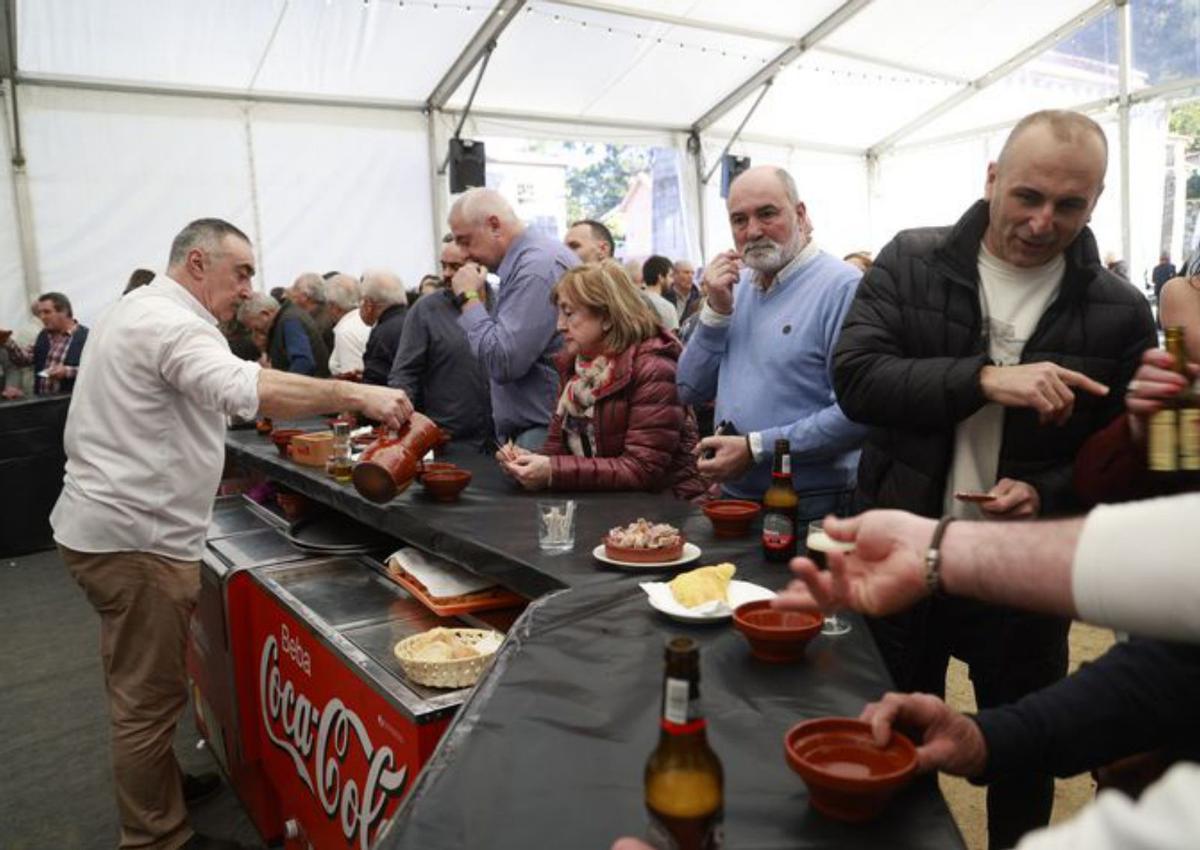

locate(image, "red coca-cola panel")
[[228, 574, 450, 850]]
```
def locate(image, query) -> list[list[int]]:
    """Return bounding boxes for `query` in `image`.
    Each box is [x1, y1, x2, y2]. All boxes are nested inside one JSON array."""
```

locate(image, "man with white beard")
[[677, 165, 866, 509]]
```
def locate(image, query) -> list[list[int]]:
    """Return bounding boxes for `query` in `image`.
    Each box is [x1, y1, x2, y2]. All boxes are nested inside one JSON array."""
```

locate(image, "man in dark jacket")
[[239, 291, 330, 378], [832, 109, 1156, 849], [360, 269, 408, 387], [2, 292, 89, 395]]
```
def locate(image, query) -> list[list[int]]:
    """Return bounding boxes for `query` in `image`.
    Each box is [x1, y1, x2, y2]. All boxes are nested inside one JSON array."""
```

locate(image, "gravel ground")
[[939, 622, 1116, 849]]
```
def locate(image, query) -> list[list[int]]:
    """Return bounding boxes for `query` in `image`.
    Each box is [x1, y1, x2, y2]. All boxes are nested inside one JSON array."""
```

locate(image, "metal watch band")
[[924, 516, 957, 595]]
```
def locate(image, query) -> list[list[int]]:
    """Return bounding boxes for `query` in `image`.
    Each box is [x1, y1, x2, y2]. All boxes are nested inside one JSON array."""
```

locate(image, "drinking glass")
[[538, 500, 576, 552], [806, 520, 852, 636]]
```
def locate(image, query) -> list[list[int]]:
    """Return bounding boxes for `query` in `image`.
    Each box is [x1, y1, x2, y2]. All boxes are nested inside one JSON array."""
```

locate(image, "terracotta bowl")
[[422, 469, 472, 502], [602, 536, 684, 563], [732, 600, 823, 663], [783, 718, 918, 822], [275, 490, 311, 522], [416, 461, 458, 482], [270, 429, 305, 458], [702, 499, 762, 538]]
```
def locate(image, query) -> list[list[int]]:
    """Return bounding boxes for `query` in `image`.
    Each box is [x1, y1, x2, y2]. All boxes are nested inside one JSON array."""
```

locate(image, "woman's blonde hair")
[[552, 259, 661, 354]]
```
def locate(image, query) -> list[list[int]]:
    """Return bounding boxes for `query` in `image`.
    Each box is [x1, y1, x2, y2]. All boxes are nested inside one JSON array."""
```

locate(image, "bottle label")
[[762, 512, 795, 551], [648, 808, 723, 850], [663, 678, 689, 726], [1149, 410, 1179, 471], [1181, 409, 1200, 471], [780, 454, 791, 475]]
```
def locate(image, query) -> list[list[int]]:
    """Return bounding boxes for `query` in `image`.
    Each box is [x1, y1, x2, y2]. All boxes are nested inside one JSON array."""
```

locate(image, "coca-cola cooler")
[[188, 496, 483, 850]]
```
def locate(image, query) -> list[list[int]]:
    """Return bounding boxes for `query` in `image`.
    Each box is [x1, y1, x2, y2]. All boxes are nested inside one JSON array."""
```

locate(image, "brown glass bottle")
[[644, 637, 723, 850], [1148, 327, 1200, 481], [761, 438, 799, 562]]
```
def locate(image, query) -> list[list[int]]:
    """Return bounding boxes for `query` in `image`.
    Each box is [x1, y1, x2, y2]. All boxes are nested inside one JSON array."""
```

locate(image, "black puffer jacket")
[[833, 200, 1156, 517]]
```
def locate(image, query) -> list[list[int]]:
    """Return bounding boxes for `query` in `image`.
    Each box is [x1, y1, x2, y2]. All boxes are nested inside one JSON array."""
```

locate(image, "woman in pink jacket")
[[497, 260, 707, 501]]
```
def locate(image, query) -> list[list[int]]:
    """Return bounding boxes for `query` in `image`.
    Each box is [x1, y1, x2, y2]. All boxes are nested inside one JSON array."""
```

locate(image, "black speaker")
[[720, 154, 751, 198], [449, 138, 487, 193]]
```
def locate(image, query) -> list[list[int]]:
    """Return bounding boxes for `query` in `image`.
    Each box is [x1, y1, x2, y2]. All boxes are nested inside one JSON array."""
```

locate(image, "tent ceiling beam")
[[690, 0, 875, 134], [1129, 75, 1200, 106], [426, 0, 525, 111], [16, 72, 428, 113], [816, 45, 967, 85], [866, 0, 1116, 157]]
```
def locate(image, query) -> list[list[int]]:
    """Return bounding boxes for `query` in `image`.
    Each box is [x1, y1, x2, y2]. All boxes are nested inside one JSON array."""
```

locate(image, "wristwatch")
[[452, 290, 480, 310]]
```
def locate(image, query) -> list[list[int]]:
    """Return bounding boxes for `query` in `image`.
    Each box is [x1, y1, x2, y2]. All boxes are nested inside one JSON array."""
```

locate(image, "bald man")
[[832, 109, 1156, 849], [448, 189, 578, 449]]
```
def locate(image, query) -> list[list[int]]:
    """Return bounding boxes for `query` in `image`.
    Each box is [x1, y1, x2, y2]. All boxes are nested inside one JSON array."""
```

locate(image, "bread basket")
[[393, 628, 503, 688]]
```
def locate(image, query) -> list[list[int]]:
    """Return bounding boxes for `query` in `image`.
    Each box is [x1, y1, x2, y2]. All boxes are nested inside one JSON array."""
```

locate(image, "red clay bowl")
[[415, 461, 458, 482], [270, 429, 305, 458], [732, 600, 823, 663], [602, 536, 685, 564], [421, 469, 472, 502], [702, 499, 762, 538], [783, 718, 918, 822]]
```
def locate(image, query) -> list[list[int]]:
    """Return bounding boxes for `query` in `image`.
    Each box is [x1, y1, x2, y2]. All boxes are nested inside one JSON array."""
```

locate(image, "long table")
[[225, 426, 965, 850]]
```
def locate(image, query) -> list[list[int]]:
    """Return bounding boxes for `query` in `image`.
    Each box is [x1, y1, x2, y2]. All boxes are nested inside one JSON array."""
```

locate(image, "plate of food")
[[593, 518, 699, 568], [640, 563, 776, 623]]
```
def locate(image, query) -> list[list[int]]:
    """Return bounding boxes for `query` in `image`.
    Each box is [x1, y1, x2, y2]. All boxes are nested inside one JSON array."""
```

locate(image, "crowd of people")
[[9, 106, 1200, 850]]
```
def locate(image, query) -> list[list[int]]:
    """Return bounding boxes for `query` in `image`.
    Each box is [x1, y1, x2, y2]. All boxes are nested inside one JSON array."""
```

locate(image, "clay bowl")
[[732, 600, 823, 663], [602, 536, 685, 564], [783, 718, 918, 822], [415, 461, 458, 483], [422, 469, 472, 503], [270, 429, 305, 458], [702, 499, 762, 538], [275, 490, 311, 522]]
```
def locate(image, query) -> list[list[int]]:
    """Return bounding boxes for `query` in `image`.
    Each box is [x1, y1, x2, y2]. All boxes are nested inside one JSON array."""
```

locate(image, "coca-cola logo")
[[260, 632, 408, 850]]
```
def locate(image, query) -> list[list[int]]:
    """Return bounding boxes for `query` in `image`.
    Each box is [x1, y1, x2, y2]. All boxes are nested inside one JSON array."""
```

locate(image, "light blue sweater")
[[677, 249, 867, 499]]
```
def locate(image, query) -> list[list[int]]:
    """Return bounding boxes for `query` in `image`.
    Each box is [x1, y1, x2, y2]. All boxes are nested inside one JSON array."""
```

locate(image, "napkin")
[[387, 547, 494, 598]]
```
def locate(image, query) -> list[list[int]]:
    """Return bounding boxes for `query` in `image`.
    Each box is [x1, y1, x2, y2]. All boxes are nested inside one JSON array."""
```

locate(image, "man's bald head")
[[447, 188, 524, 270], [996, 110, 1108, 174], [725, 165, 811, 281]]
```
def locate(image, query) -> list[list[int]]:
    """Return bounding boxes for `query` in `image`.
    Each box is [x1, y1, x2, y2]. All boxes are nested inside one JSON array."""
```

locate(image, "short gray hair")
[[325, 273, 361, 311], [168, 218, 251, 268], [361, 269, 406, 307], [237, 291, 278, 323], [450, 188, 520, 228], [292, 272, 326, 304]]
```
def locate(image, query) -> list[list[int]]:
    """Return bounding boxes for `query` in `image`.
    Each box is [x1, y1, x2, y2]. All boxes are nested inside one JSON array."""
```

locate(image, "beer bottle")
[[644, 637, 723, 850], [761, 438, 799, 562], [1148, 327, 1200, 480]]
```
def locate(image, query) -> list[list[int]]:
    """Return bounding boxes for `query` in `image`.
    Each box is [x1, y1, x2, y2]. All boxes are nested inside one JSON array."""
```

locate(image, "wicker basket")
[[393, 628, 503, 689]]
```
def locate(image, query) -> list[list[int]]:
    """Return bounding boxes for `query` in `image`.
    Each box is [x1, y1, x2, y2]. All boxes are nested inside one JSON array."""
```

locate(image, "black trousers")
[[869, 597, 1070, 850]]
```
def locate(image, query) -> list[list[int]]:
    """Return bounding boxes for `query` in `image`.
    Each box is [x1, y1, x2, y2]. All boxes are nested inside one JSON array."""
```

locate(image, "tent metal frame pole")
[[426, 0, 524, 111], [688, 131, 707, 262], [1116, 0, 1132, 270], [866, 0, 1116, 157], [2, 0, 40, 303], [241, 105, 267, 291], [690, 0, 874, 134], [701, 78, 772, 184], [246, 0, 290, 92], [1129, 75, 1200, 105], [426, 109, 445, 258]]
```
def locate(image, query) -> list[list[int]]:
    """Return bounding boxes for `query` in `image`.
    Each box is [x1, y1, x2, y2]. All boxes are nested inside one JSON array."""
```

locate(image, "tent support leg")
[[427, 109, 445, 258], [1116, 0, 1132, 275], [2, 81, 40, 303]]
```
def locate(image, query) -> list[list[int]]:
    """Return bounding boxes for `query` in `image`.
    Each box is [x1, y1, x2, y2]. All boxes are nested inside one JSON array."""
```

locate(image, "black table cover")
[[0, 395, 70, 556]]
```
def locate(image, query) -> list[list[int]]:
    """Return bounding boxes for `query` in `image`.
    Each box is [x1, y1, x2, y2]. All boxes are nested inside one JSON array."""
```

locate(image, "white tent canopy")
[[2, 0, 1199, 325]]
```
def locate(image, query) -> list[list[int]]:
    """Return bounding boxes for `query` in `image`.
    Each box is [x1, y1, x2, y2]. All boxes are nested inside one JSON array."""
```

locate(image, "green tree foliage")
[[1170, 101, 1200, 154], [563, 143, 650, 224]]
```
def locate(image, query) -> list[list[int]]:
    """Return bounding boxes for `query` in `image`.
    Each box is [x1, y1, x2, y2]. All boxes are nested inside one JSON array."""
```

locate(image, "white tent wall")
[[248, 102, 434, 290], [18, 85, 256, 326], [0, 87, 28, 323]]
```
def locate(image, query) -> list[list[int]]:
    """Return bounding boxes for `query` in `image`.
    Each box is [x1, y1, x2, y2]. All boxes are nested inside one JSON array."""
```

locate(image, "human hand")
[[695, 434, 753, 481], [773, 511, 937, 618], [610, 840, 654, 850], [450, 262, 487, 298], [494, 440, 529, 465], [1125, 348, 1199, 442], [1, 386, 24, 400], [503, 453, 551, 490], [980, 478, 1040, 519], [701, 250, 742, 315], [859, 692, 988, 777], [357, 385, 413, 431], [980, 362, 1109, 425]]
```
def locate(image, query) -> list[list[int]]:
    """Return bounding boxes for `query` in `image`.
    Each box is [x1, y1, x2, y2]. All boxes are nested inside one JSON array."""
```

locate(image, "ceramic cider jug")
[[352, 412, 443, 503]]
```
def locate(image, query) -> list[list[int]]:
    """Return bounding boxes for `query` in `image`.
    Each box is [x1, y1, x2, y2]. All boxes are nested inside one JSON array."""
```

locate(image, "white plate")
[[591, 541, 702, 570], [645, 580, 777, 623]]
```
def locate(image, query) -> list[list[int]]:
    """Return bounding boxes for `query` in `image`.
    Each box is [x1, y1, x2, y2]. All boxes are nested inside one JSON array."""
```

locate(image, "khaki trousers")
[[60, 545, 200, 850]]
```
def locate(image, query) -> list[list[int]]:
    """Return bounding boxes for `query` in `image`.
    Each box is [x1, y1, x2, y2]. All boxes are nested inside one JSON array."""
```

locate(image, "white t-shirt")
[[51, 276, 261, 561], [644, 290, 680, 331], [328, 309, 370, 375], [943, 246, 1064, 518]]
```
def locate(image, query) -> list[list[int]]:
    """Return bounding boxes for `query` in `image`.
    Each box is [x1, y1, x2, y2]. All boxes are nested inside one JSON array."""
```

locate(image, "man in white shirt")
[[326, 273, 369, 379], [831, 109, 1157, 848], [52, 218, 412, 850]]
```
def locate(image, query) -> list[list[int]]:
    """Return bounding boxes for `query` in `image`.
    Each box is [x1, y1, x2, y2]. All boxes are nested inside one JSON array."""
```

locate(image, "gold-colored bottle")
[[761, 439, 799, 562], [644, 637, 723, 850], [1148, 327, 1199, 476]]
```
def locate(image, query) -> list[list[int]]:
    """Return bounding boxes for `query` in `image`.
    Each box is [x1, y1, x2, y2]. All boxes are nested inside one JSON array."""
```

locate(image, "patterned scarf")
[[557, 354, 615, 457]]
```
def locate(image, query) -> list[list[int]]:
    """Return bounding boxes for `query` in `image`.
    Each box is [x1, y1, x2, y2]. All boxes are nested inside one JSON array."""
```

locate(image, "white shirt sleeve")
[[159, 321, 261, 421], [1072, 493, 1200, 642], [698, 302, 732, 328], [1014, 763, 1200, 850]]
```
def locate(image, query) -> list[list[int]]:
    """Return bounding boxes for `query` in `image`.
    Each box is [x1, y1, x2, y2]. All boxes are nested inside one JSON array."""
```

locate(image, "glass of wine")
[[806, 520, 853, 636]]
